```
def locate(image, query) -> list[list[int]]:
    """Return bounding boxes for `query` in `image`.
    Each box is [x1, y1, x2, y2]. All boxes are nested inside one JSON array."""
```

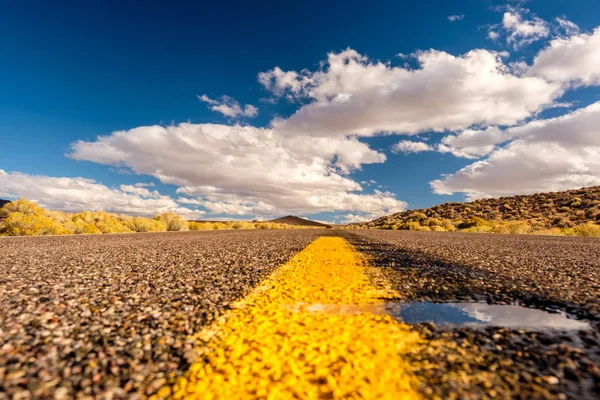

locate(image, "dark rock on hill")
[[0, 199, 10, 208], [269, 215, 331, 228]]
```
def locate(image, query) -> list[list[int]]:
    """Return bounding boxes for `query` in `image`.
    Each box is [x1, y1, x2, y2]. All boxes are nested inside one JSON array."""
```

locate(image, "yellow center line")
[[169, 237, 424, 399]]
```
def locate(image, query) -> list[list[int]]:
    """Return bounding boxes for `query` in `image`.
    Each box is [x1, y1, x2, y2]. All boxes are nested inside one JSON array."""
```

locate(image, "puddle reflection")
[[385, 302, 592, 330]]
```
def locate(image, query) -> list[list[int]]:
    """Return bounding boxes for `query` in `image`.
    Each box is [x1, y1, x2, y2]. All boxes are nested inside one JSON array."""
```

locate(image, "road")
[[0, 230, 598, 399]]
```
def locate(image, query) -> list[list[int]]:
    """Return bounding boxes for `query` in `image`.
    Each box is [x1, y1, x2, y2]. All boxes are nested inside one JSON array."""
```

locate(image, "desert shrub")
[[572, 222, 600, 237], [457, 217, 489, 230], [231, 221, 256, 230], [46, 210, 72, 223], [532, 228, 563, 236], [506, 221, 532, 234], [127, 217, 167, 232], [72, 211, 132, 234], [63, 219, 102, 234], [427, 218, 443, 228], [189, 221, 214, 230], [0, 198, 45, 218], [464, 225, 493, 233], [256, 222, 285, 229], [404, 221, 423, 230], [441, 219, 457, 231], [430, 226, 446, 232], [1, 212, 68, 236], [211, 222, 227, 230], [408, 212, 427, 222], [154, 213, 189, 231]]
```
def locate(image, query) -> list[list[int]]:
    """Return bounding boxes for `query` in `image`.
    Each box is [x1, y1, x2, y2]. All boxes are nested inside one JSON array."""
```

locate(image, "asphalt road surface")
[[1, 230, 598, 399]]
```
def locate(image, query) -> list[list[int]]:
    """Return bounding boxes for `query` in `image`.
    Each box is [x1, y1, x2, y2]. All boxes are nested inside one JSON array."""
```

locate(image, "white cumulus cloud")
[[68, 123, 406, 216], [260, 48, 563, 137], [431, 101, 600, 200], [502, 8, 549, 49], [0, 170, 205, 218], [391, 140, 434, 154], [527, 27, 600, 86], [198, 94, 258, 118]]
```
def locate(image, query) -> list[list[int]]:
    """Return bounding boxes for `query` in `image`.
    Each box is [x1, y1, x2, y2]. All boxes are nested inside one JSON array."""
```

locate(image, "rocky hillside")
[[359, 186, 600, 232]]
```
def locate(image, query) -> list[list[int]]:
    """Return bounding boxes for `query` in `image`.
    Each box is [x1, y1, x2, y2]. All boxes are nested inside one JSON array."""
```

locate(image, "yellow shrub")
[[0, 198, 45, 218], [211, 222, 227, 230], [1, 212, 68, 236], [71, 211, 132, 234], [465, 225, 493, 233], [189, 221, 214, 230], [507, 222, 531, 234], [572, 222, 600, 237], [532, 228, 563, 236], [231, 221, 256, 230], [126, 217, 167, 232], [154, 213, 189, 231], [441, 219, 457, 231], [63, 219, 102, 235], [561, 227, 576, 236]]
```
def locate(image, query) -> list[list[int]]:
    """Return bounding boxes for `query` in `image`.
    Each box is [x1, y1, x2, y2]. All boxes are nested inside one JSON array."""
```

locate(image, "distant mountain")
[[0, 199, 10, 208], [358, 186, 600, 231], [268, 215, 331, 228]]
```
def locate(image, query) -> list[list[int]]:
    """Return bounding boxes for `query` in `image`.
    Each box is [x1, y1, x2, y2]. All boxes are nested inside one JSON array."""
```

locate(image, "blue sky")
[[1, 0, 600, 223]]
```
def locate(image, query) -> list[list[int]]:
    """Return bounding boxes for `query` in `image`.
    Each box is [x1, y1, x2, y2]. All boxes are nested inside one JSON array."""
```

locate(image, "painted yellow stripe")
[[170, 237, 423, 399]]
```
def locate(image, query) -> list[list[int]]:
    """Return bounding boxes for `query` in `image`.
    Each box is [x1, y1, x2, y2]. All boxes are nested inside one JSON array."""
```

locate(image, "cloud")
[[448, 14, 464, 22], [502, 8, 549, 49], [68, 123, 406, 216], [260, 48, 563, 137], [555, 17, 580, 36], [134, 182, 155, 188], [437, 126, 505, 158], [431, 101, 600, 200], [527, 27, 600, 86], [198, 94, 258, 118], [488, 31, 500, 40], [339, 213, 377, 224], [0, 170, 205, 218], [391, 140, 434, 154]]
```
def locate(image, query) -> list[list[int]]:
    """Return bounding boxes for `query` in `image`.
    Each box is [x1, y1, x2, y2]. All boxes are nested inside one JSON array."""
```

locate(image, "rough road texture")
[[343, 230, 600, 399], [0, 230, 322, 399], [1, 229, 599, 399]]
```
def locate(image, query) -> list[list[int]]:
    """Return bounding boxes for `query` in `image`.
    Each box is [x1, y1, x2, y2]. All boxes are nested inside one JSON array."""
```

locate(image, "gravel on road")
[[0, 230, 322, 399]]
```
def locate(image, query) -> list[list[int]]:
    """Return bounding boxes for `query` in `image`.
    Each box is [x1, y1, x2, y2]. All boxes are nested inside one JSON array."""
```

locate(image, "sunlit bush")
[[572, 222, 600, 237], [211, 222, 227, 230], [71, 211, 132, 234], [126, 217, 168, 232], [0, 198, 45, 218], [154, 213, 189, 231], [1, 212, 68, 236], [532, 228, 563, 236], [189, 221, 214, 230], [231, 221, 256, 230]]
